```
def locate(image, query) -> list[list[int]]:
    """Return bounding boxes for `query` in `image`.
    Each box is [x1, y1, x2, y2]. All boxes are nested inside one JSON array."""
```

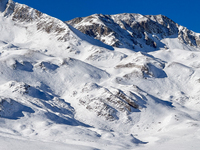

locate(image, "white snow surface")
[[0, 1, 200, 150]]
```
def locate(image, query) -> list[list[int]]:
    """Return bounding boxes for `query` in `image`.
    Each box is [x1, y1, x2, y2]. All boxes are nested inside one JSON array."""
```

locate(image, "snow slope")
[[0, 0, 200, 150]]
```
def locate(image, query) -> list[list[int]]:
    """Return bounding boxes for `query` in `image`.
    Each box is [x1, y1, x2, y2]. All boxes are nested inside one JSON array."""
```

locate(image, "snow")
[[0, 1, 200, 150]]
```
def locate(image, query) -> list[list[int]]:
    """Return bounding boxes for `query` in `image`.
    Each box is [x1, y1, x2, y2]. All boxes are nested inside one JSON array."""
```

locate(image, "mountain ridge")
[[66, 13, 200, 51]]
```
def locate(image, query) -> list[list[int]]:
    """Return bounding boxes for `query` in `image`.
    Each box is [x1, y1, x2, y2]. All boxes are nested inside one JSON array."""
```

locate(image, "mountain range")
[[0, 0, 200, 149]]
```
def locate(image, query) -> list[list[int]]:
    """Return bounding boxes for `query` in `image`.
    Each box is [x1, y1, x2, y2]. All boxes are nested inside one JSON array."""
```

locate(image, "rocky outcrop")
[[178, 26, 200, 47], [72, 83, 139, 120]]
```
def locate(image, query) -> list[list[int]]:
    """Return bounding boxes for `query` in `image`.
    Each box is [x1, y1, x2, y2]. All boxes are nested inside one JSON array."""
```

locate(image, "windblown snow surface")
[[0, 1, 200, 150]]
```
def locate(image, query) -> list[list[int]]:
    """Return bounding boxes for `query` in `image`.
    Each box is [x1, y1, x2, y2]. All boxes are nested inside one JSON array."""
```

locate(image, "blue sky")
[[17, 0, 200, 33]]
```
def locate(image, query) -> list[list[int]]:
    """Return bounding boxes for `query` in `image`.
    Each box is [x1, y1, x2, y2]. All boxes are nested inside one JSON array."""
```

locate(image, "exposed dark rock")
[[75, 83, 140, 120]]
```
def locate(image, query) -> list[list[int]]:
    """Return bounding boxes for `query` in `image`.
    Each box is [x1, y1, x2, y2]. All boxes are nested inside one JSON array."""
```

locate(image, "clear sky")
[[16, 0, 200, 33]]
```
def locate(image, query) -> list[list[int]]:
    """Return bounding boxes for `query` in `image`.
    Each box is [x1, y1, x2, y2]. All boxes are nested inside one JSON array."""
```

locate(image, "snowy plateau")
[[0, 0, 200, 149]]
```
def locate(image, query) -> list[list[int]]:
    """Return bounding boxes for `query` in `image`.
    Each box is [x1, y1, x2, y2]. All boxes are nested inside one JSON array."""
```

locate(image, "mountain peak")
[[67, 13, 200, 51]]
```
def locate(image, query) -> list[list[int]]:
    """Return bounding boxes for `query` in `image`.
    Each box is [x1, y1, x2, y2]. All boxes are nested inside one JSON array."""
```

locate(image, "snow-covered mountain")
[[0, 0, 200, 149], [67, 13, 200, 51]]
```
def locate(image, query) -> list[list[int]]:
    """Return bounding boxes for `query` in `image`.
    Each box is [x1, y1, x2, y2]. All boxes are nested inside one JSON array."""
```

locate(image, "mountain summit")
[[0, 1, 200, 149], [67, 13, 200, 51]]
